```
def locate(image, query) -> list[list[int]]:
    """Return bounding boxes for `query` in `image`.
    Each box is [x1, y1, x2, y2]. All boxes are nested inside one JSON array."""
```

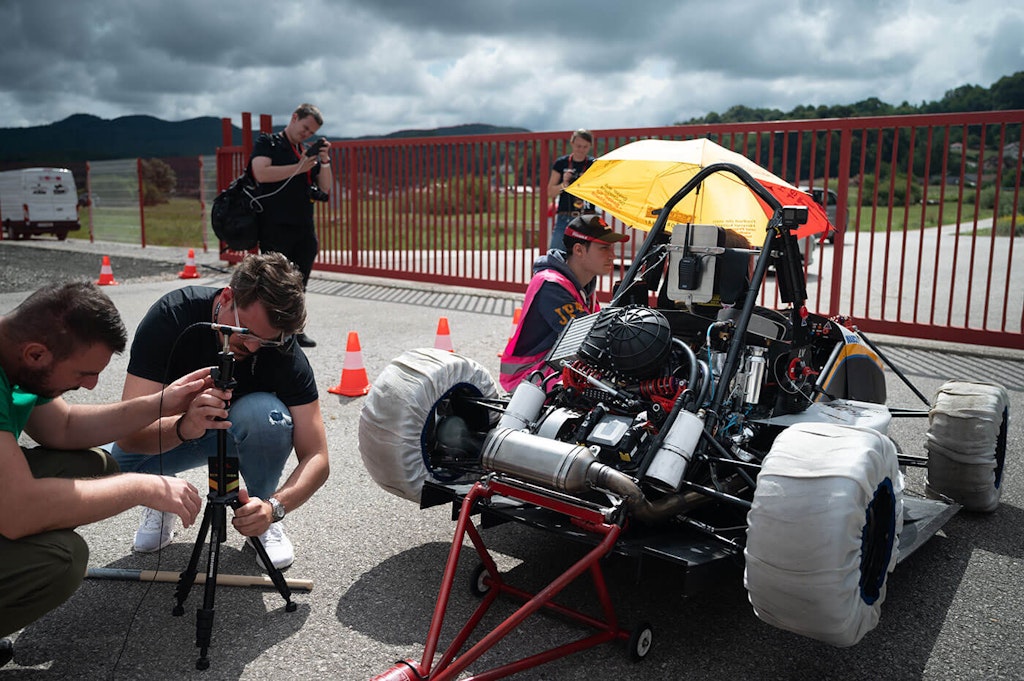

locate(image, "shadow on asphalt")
[[334, 500, 1024, 679], [11, 544, 310, 677]]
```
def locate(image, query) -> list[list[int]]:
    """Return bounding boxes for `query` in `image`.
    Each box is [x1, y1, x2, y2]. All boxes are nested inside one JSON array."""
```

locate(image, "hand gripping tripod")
[[172, 326, 297, 670]]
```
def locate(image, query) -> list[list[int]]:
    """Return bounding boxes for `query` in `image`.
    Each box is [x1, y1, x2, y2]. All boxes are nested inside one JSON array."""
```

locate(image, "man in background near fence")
[[546, 128, 597, 252], [110, 253, 330, 571], [250, 102, 332, 348], [0, 282, 207, 667]]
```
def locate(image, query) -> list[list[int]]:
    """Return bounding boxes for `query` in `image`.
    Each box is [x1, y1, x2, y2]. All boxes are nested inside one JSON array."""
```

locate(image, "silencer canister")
[[642, 410, 704, 492], [481, 427, 596, 493], [497, 381, 547, 431]]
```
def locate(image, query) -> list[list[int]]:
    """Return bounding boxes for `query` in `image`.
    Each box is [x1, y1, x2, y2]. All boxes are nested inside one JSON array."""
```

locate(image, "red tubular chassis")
[[372, 476, 653, 680]]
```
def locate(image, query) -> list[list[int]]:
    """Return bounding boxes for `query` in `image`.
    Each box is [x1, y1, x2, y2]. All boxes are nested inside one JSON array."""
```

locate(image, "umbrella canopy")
[[566, 138, 832, 243]]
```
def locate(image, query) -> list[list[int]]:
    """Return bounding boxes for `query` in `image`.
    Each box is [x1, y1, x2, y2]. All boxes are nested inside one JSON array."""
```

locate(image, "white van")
[[0, 167, 81, 240]]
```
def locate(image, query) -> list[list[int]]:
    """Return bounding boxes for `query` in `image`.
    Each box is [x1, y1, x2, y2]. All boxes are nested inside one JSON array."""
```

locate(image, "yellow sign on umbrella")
[[567, 138, 832, 243]]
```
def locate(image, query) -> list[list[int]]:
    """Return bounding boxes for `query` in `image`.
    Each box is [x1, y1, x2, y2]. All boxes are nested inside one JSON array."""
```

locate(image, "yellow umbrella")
[[567, 138, 832, 243]]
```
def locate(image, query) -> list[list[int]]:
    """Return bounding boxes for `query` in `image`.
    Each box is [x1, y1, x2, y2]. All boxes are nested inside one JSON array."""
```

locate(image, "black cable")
[[109, 320, 222, 679]]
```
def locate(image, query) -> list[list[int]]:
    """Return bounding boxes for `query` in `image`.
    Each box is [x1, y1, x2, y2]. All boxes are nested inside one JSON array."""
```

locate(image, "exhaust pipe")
[[480, 428, 711, 523]]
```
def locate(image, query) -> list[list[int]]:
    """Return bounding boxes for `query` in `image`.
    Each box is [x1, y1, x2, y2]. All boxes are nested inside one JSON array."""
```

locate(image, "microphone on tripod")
[[208, 322, 249, 335], [173, 318, 297, 671]]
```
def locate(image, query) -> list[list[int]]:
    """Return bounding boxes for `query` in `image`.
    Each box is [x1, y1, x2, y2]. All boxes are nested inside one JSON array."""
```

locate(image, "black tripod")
[[172, 327, 297, 670]]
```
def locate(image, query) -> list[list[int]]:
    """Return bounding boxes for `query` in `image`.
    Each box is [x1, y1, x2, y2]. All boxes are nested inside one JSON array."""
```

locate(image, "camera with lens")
[[563, 168, 576, 184], [305, 137, 329, 157]]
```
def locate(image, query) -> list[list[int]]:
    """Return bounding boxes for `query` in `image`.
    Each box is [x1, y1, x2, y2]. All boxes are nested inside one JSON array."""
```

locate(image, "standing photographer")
[[250, 103, 331, 348], [546, 128, 596, 252]]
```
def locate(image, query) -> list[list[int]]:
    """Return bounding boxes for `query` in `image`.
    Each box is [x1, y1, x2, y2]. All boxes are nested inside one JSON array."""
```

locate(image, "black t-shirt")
[[127, 286, 318, 407], [552, 154, 594, 213], [250, 132, 316, 227]]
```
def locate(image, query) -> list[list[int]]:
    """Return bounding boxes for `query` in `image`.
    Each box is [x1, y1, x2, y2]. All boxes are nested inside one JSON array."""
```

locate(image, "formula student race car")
[[359, 162, 1010, 679]]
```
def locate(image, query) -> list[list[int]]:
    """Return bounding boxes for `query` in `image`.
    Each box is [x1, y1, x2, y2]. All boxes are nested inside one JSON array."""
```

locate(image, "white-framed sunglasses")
[[232, 302, 289, 348]]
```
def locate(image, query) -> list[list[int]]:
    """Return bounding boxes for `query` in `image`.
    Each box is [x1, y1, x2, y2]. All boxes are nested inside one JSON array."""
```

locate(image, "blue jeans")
[[111, 392, 294, 500], [551, 213, 572, 252]]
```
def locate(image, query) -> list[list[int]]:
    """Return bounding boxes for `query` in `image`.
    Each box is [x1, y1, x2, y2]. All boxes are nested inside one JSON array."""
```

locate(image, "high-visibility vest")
[[498, 269, 597, 392]]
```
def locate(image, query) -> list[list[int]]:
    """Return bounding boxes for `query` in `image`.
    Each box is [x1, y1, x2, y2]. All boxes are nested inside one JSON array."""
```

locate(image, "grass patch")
[[847, 189, 994, 233], [77, 192, 544, 250], [75, 197, 207, 247]]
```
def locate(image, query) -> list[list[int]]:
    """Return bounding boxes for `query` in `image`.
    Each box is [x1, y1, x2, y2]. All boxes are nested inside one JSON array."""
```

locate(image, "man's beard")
[[16, 365, 72, 398]]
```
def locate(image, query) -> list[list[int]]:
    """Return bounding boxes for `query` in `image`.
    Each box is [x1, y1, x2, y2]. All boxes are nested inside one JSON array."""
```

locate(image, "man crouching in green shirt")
[[0, 281, 211, 667]]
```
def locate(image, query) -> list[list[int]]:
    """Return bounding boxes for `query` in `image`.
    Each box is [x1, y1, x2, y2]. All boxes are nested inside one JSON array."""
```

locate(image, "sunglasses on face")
[[233, 303, 289, 348]]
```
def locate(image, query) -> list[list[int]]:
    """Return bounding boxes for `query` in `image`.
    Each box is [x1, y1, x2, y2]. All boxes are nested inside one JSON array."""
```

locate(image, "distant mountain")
[[0, 114, 532, 169], [0, 113, 242, 165], [373, 123, 531, 139]]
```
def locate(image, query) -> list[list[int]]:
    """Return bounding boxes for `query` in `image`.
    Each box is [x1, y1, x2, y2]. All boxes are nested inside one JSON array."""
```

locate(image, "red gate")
[[217, 110, 1023, 349]]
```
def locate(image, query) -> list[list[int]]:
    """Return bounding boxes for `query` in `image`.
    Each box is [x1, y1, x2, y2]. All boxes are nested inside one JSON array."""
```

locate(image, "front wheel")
[[358, 348, 498, 503], [745, 422, 903, 647], [925, 381, 1010, 512]]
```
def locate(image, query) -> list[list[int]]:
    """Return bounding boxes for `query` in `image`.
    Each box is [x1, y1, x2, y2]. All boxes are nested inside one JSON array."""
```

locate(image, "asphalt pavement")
[[0, 238, 1022, 681]]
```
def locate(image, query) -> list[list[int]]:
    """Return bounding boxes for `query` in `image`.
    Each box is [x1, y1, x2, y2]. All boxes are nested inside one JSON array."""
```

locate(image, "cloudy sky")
[[1, 0, 1021, 139]]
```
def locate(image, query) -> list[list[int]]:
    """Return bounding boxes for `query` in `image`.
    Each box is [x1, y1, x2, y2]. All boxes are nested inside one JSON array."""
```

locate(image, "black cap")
[[564, 214, 630, 244]]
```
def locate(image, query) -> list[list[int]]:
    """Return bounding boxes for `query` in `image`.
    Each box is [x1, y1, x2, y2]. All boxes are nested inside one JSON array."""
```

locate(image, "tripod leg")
[[248, 535, 297, 612], [195, 503, 226, 670], [173, 502, 213, 616]]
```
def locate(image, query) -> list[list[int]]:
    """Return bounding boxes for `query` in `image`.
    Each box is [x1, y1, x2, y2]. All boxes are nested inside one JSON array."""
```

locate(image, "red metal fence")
[[219, 111, 1023, 349]]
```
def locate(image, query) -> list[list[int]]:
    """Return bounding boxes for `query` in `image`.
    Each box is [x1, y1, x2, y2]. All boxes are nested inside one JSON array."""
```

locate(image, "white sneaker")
[[250, 523, 294, 570], [133, 507, 176, 552]]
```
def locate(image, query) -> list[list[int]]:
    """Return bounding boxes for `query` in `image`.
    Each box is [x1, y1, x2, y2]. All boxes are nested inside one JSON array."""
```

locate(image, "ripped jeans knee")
[[110, 392, 294, 501]]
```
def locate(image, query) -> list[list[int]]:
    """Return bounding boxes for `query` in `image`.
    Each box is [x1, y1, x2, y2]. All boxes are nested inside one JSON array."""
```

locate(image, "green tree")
[[938, 84, 992, 112], [140, 158, 176, 206], [991, 72, 1024, 110]]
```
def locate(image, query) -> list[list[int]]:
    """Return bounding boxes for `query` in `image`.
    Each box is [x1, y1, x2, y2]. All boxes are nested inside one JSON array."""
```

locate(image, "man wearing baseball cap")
[[499, 214, 629, 391]]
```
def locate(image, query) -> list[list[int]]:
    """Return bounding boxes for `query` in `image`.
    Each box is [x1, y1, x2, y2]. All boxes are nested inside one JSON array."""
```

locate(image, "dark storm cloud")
[[0, 0, 1020, 137]]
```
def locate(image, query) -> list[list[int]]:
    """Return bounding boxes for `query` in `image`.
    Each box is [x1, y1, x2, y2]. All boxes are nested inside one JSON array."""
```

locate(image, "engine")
[[479, 307, 730, 518], [437, 305, 870, 523], [510, 306, 789, 474]]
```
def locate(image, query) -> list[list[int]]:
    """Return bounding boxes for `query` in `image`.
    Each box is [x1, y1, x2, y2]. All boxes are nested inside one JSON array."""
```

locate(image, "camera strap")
[[247, 132, 308, 203], [289, 138, 314, 184]]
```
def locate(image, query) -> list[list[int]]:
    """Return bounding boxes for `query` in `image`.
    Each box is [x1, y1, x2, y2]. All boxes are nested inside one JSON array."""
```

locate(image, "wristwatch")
[[268, 497, 286, 523]]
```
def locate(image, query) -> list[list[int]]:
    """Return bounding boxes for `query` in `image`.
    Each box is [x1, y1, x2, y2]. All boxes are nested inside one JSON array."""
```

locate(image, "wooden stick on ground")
[[85, 567, 314, 591]]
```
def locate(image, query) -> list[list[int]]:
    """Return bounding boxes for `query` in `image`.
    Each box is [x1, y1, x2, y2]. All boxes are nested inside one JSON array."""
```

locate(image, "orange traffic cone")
[[95, 255, 118, 286], [179, 248, 200, 279], [498, 307, 522, 356], [434, 317, 454, 352], [328, 331, 371, 397]]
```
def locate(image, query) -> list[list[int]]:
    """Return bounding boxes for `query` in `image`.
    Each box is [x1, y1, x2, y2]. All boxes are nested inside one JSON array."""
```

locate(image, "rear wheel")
[[358, 348, 498, 502], [627, 622, 653, 661], [925, 381, 1010, 512], [469, 563, 491, 598], [745, 423, 903, 647]]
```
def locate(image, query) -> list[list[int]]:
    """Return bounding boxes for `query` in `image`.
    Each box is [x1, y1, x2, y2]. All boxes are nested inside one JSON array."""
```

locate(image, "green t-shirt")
[[0, 366, 50, 439]]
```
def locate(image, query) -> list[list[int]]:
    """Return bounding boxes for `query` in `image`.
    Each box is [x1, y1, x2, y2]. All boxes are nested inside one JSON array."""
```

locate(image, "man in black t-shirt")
[[110, 253, 330, 570], [250, 103, 332, 348]]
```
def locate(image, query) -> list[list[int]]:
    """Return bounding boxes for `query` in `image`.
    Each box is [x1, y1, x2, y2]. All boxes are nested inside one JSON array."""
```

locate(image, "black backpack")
[[211, 168, 262, 251]]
